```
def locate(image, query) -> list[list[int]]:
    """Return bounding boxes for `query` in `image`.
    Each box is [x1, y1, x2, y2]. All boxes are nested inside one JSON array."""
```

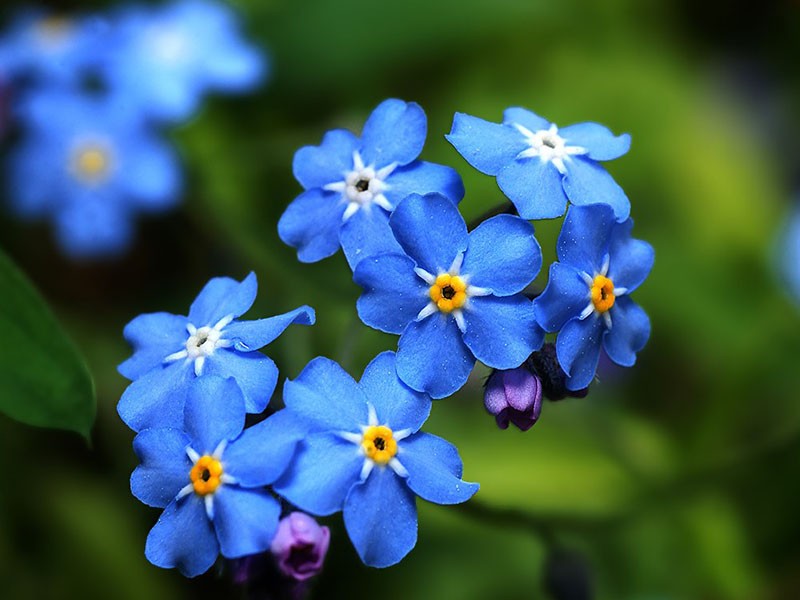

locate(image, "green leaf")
[[0, 250, 95, 438]]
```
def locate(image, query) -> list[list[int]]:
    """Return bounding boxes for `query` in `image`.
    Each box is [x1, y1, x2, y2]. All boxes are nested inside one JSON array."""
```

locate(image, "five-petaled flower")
[[534, 204, 654, 390], [354, 192, 544, 398], [278, 98, 465, 269], [132, 376, 307, 578], [118, 272, 314, 431], [273, 352, 479, 568], [447, 107, 631, 221]]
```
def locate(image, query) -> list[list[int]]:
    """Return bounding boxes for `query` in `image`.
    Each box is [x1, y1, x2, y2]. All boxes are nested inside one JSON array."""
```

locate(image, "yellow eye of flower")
[[590, 275, 615, 313], [428, 273, 467, 313], [361, 425, 398, 465], [72, 145, 112, 183], [189, 455, 224, 496]]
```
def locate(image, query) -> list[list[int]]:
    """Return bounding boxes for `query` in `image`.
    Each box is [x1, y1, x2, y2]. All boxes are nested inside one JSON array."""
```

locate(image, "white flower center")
[[164, 315, 234, 376], [323, 151, 397, 222], [145, 25, 189, 64], [514, 123, 586, 174]]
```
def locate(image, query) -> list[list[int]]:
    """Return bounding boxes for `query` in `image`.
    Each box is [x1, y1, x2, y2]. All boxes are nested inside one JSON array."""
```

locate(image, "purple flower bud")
[[484, 366, 543, 431], [270, 512, 330, 582]]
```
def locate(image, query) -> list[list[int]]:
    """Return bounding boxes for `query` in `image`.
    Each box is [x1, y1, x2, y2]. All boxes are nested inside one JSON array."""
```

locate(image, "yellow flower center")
[[361, 425, 398, 465], [72, 145, 112, 183], [590, 275, 615, 313], [189, 455, 223, 496], [428, 273, 467, 313], [35, 17, 73, 43]]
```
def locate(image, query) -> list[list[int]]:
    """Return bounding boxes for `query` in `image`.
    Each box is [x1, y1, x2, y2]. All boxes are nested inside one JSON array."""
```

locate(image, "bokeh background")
[[1, 0, 799, 598]]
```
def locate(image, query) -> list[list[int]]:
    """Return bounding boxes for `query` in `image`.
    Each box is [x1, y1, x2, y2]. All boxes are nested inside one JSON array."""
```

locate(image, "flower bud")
[[270, 512, 330, 582], [528, 343, 588, 401], [484, 365, 543, 431]]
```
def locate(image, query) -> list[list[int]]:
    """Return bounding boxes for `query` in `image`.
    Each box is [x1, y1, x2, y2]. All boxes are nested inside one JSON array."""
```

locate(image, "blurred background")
[[1, 0, 799, 598]]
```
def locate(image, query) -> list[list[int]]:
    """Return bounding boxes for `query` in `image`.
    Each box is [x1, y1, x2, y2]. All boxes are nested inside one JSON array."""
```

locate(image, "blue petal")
[[188, 272, 257, 327], [118, 312, 189, 380], [354, 253, 429, 334], [502, 107, 551, 131], [559, 122, 631, 162], [389, 193, 468, 275], [131, 428, 192, 508], [358, 352, 431, 432], [557, 204, 617, 275], [292, 129, 359, 190], [462, 295, 543, 369], [343, 467, 417, 568], [602, 297, 651, 367], [339, 205, 404, 269], [213, 487, 281, 558], [119, 137, 182, 211], [184, 376, 246, 454], [204, 38, 266, 92], [534, 263, 591, 332], [54, 198, 133, 259], [145, 495, 218, 578], [278, 188, 347, 263], [283, 357, 369, 430], [398, 432, 479, 504], [204, 350, 278, 414], [117, 362, 192, 432], [562, 158, 630, 222], [273, 432, 363, 516], [496, 158, 569, 219], [445, 113, 527, 176], [462, 214, 541, 295], [556, 315, 605, 391], [383, 161, 465, 207], [360, 99, 426, 167], [223, 409, 312, 486], [606, 220, 655, 293], [223, 306, 316, 351], [396, 313, 474, 399]]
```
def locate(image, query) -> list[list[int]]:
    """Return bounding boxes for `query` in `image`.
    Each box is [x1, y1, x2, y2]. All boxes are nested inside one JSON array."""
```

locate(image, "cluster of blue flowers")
[[0, 1, 264, 259], [118, 98, 654, 582]]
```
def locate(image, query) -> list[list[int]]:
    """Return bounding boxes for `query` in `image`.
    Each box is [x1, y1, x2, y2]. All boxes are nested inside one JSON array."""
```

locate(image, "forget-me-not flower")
[[353, 193, 543, 398], [534, 204, 654, 390], [447, 107, 631, 221], [133, 375, 306, 577], [118, 272, 314, 431], [279, 98, 465, 269], [273, 352, 479, 568], [6, 91, 181, 258]]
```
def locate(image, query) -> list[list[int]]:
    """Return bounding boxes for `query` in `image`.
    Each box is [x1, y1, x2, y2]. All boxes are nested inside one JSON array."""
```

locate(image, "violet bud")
[[528, 343, 589, 401], [484, 366, 543, 431], [271, 512, 330, 582]]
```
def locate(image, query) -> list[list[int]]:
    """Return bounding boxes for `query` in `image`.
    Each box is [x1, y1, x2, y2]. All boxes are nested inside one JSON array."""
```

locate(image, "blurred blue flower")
[[133, 376, 305, 578], [6, 91, 181, 258], [354, 192, 543, 398], [447, 107, 631, 221], [118, 272, 315, 431], [279, 98, 465, 269], [273, 352, 478, 568], [104, 0, 266, 122], [779, 202, 800, 304], [534, 204, 654, 390]]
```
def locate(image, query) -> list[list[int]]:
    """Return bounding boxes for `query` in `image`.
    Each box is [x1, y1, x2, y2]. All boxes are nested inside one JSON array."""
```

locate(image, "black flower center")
[[195, 334, 208, 347], [373, 437, 386, 451], [355, 178, 370, 192], [542, 137, 556, 149], [201, 468, 211, 482], [441, 285, 456, 300]]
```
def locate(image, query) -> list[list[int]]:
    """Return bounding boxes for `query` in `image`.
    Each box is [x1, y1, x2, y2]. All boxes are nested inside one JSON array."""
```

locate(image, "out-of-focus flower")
[[447, 107, 630, 221], [354, 192, 543, 398], [534, 204, 654, 390], [274, 352, 478, 568], [6, 92, 181, 258], [279, 98, 464, 268], [779, 202, 800, 304], [271, 512, 330, 581], [132, 376, 306, 578], [105, 0, 266, 122], [484, 366, 542, 431], [118, 272, 315, 431]]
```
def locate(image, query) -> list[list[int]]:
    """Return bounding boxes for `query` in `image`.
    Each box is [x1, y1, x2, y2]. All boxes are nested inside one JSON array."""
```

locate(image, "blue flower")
[[534, 204, 654, 390], [118, 272, 315, 432], [447, 107, 631, 221], [353, 192, 544, 398], [104, 0, 266, 122], [278, 98, 465, 269], [132, 375, 306, 578], [273, 352, 479, 568], [6, 91, 181, 259], [779, 202, 800, 305]]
